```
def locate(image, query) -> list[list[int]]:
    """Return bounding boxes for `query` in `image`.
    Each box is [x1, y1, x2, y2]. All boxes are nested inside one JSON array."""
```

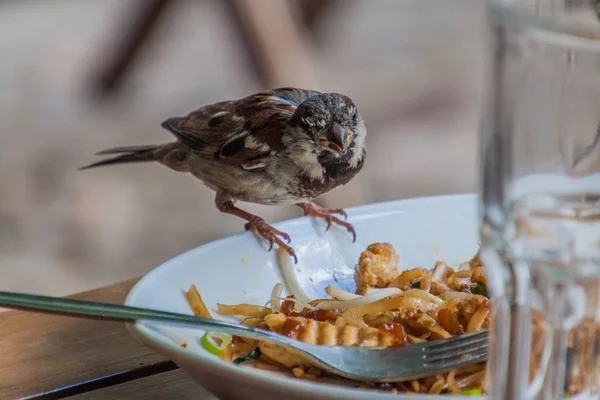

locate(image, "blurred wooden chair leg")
[[89, 0, 172, 97], [89, 0, 320, 97], [223, 0, 319, 89], [298, 0, 338, 38]]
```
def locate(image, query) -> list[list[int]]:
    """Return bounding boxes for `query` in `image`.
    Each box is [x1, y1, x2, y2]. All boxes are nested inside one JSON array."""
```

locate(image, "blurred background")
[[0, 0, 485, 296]]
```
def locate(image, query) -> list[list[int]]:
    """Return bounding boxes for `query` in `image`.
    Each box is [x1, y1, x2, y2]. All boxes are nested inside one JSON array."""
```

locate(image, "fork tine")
[[425, 347, 488, 371], [421, 330, 488, 348], [424, 333, 488, 360], [424, 340, 488, 363], [423, 330, 487, 352]]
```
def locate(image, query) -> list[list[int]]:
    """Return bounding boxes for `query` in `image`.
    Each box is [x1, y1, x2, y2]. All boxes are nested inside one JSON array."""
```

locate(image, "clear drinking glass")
[[481, 1, 600, 399]]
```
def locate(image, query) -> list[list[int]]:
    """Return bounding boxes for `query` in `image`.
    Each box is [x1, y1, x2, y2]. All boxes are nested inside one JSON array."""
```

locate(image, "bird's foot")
[[296, 202, 356, 242], [244, 217, 297, 263]]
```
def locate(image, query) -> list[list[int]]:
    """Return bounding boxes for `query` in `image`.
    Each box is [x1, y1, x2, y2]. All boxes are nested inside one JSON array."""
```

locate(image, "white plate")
[[125, 194, 486, 399]]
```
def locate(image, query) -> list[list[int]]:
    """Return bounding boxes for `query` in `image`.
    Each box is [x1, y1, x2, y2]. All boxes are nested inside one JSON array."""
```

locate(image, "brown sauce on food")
[[280, 298, 297, 316], [280, 319, 303, 339], [299, 309, 340, 322], [380, 322, 407, 346], [280, 297, 340, 322]]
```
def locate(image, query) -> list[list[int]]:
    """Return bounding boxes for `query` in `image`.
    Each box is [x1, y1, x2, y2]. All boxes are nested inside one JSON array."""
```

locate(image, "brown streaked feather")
[[79, 145, 161, 170], [161, 88, 321, 170], [95, 144, 163, 155]]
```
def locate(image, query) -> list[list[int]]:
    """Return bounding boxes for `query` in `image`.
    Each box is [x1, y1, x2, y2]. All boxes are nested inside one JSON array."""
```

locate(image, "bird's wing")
[[161, 88, 321, 170]]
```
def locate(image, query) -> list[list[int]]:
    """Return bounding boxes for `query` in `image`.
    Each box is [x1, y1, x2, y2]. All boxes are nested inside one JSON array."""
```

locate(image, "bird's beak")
[[327, 122, 347, 154]]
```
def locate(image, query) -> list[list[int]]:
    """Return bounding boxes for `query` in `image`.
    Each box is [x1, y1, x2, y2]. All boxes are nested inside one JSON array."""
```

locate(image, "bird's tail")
[[79, 144, 162, 170]]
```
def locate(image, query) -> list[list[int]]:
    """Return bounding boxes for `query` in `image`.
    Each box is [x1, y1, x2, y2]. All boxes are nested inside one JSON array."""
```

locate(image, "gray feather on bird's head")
[[287, 93, 365, 158]]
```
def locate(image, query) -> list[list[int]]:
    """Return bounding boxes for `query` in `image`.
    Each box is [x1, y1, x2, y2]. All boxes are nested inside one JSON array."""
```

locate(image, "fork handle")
[[0, 290, 292, 345]]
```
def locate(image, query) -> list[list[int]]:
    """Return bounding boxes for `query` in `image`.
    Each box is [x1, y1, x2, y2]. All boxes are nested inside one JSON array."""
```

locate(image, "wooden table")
[[0, 279, 218, 400]]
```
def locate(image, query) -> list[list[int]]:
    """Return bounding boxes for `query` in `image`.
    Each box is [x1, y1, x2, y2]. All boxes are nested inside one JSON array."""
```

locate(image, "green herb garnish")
[[440, 388, 451, 394], [473, 282, 488, 298], [462, 388, 482, 396], [233, 347, 262, 364]]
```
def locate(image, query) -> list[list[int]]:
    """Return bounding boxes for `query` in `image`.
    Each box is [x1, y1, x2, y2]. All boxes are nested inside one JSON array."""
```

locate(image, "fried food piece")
[[447, 271, 475, 291], [436, 295, 489, 335], [259, 314, 395, 368], [468, 252, 483, 269], [354, 243, 400, 295], [185, 284, 212, 318], [388, 268, 432, 291], [428, 262, 455, 295]]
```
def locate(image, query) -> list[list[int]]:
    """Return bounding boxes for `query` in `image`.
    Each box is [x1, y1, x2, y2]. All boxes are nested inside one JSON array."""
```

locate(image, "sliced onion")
[[419, 275, 431, 292], [447, 271, 473, 291], [270, 283, 283, 313], [341, 310, 368, 327], [314, 287, 402, 310], [283, 297, 315, 311], [459, 262, 472, 271], [431, 261, 452, 283], [403, 288, 443, 305], [276, 249, 312, 311], [439, 291, 472, 301], [326, 285, 362, 300], [364, 286, 403, 295], [407, 334, 428, 343], [416, 314, 452, 339]]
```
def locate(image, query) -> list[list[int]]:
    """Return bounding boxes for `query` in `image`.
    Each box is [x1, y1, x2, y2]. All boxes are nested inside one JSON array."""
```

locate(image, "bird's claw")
[[325, 216, 333, 231], [280, 231, 292, 244], [267, 237, 274, 252], [329, 208, 348, 220], [298, 203, 356, 241], [245, 218, 297, 262], [323, 215, 356, 242], [336, 218, 357, 242]]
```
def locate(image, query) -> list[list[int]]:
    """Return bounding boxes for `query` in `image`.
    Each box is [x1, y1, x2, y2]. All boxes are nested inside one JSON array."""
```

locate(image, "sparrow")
[[81, 87, 367, 262]]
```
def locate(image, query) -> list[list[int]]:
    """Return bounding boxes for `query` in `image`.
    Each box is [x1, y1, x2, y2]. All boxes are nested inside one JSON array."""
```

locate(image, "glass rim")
[[492, 0, 600, 50]]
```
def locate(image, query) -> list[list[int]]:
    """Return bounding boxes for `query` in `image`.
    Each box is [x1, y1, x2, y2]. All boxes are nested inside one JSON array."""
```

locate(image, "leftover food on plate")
[[183, 243, 556, 396]]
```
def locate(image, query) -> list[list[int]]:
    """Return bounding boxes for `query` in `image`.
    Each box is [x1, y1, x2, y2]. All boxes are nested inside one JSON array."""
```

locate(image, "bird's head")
[[288, 93, 366, 159]]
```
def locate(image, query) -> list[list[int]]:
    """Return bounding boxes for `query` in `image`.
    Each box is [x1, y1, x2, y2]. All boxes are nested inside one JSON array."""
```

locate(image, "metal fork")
[[0, 290, 488, 382]]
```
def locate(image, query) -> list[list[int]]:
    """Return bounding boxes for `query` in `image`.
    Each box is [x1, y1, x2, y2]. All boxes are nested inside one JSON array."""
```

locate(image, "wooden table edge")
[[0, 277, 193, 400]]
